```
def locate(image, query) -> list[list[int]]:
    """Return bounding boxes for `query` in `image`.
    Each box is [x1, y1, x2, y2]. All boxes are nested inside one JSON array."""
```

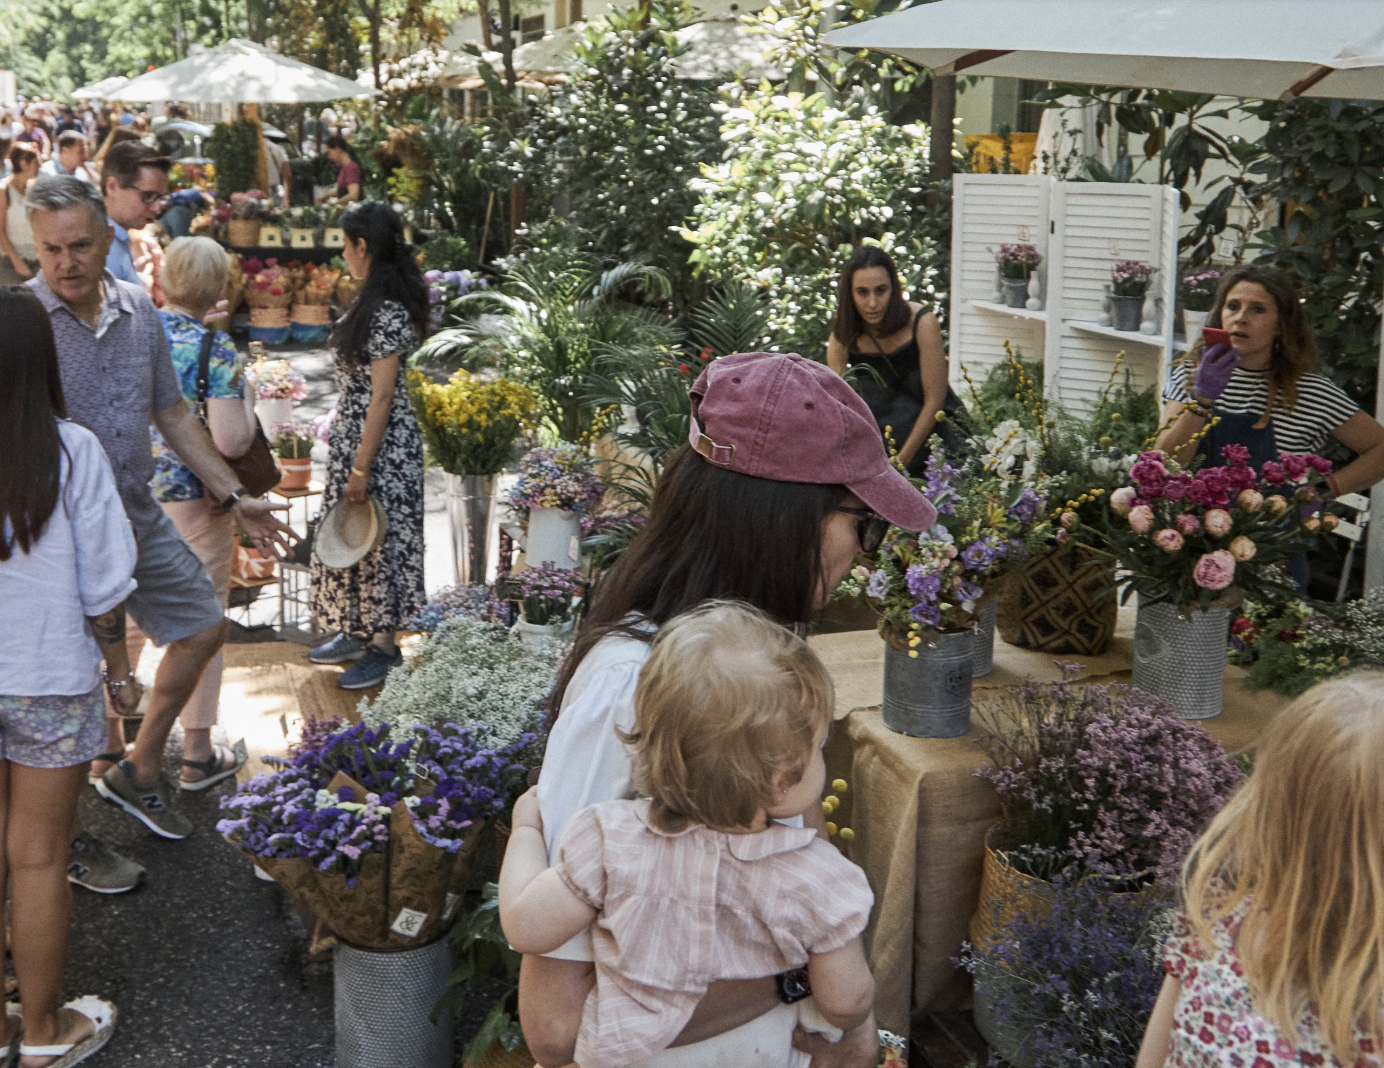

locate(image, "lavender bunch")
[[965, 877, 1173, 1067], [977, 672, 1243, 881], [408, 724, 535, 851]]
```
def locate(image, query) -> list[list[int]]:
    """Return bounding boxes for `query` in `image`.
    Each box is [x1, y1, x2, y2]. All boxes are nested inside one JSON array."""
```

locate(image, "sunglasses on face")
[[836, 506, 889, 554]]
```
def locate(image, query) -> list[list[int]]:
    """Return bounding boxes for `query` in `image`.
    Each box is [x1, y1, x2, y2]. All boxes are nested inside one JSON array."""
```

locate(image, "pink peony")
[[1162, 473, 1192, 502], [1266, 494, 1288, 516], [1193, 549, 1236, 591], [1305, 453, 1333, 475], [1128, 505, 1154, 534], [1228, 536, 1257, 561], [1281, 454, 1309, 481], [1221, 443, 1251, 466], [1260, 461, 1286, 485], [1110, 486, 1137, 517], [1154, 528, 1184, 553], [1175, 513, 1201, 536], [1203, 509, 1233, 537], [1236, 489, 1263, 513]]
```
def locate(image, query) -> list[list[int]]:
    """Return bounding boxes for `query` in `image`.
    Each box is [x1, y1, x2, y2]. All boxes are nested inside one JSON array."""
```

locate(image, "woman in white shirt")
[[0, 288, 132, 1066], [523, 352, 938, 1068]]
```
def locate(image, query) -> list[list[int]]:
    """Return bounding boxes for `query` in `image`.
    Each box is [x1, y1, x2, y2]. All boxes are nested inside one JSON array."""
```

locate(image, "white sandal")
[[17, 996, 115, 1068], [179, 739, 248, 792]]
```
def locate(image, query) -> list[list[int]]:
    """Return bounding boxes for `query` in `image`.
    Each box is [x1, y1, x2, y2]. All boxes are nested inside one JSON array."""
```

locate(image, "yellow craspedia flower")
[[839, 827, 854, 841], [832, 779, 848, 793], [825, 822, 838, 836], [824, 795, 839, 809], [822, 800, 834, 815]]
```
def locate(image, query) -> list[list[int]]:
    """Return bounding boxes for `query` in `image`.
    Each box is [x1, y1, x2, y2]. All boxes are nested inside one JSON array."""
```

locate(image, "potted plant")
[[508, 564, 585, 645], [290, 262, 339, 343], [993, 243, 1042, 309], [271, 419, 316, 491], [1179, 267, 1221, 341], [321, 203, 345, 248], [1077, 445, 1329, 718], [446, 884, 530, 1068], [218, 720, 532, 1068], [838, 447, 1049, 738], [1109, 260, 1156, 331], [232, 529, 275, 583], [507, 445, 606, 571], [289, 204, 322, 248], [409, 369, 540, 585], [244, 356, 306, 436], [226, 189, 268, 247]]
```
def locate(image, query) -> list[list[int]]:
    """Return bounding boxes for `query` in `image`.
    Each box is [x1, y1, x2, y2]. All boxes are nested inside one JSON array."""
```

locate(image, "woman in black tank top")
[[826, 246, 971, 477]]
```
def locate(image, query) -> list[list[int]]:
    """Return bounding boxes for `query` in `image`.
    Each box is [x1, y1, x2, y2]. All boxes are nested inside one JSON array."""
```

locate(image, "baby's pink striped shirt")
[[554, 799, 874, 1068]]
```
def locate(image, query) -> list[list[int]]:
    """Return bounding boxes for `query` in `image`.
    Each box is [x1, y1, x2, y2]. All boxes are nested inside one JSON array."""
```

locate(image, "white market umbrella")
[[823, 0, 1384, 101], [73, 75, 130, 100], [110, 39, 378, 104]]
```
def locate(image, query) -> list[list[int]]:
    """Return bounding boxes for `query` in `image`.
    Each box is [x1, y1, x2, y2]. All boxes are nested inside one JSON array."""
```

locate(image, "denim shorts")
[[0, 687, 108, 768], [128, 511, 225, 646]]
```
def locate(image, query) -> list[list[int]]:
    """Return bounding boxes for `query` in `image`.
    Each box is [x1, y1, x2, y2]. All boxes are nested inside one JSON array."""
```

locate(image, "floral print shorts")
[[0, 688, 108, 769]]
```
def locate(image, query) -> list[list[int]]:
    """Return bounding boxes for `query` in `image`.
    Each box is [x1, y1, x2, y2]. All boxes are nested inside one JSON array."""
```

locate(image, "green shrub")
[[206, 120, 260, 196]]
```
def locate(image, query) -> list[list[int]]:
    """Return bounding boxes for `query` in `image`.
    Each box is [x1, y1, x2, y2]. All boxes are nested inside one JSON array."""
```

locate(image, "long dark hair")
[[324, 133, 359, 165], [1183, 265, 1319, 416], [329, 201, 429, 366], [0, 287, 68, 562], [550, 444, 847, 716], [831, 245, 915, 352]]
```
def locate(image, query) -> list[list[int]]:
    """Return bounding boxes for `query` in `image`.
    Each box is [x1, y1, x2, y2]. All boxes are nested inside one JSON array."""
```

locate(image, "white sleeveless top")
[[6, 179, 34, 259]]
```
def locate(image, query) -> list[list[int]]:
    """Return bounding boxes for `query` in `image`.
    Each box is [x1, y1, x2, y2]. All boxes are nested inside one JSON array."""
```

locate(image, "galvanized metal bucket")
[[882, 629, 974, 738], [334, 937, 453, 1068], [1132, 595, 1229, 720], [972, 599, 997, 678]]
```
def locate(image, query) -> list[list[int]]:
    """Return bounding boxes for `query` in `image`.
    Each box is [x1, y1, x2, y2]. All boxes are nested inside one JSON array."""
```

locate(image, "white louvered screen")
[[948, 174, 1180, 416], [948, 174, 1053, 391]]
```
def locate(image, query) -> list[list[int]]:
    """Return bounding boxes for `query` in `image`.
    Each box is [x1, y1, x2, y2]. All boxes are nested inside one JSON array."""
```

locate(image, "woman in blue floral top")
[[142, 237, 256, 791]]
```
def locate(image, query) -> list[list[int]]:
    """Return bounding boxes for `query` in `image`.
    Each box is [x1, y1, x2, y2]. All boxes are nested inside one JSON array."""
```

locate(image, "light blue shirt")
[[105, 222, 140, 286]]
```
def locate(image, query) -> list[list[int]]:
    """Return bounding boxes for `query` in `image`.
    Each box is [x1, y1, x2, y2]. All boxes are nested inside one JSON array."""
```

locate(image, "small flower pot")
[[227, 218, 261, 247], [323, 227, 346, 248], [1132, 593, 1229, 719], [258, 225, 284, 248], [277, 456, 312, 490], [525, 507, 582, 569], [1000, 277, 1029, 309], [881, 629, 974, 738], [290, 227, 316, 249], [1110, 293, 1145, 332], [1182, 309, 1210, 344], [514, 617, 571, 647], [233, 542, 275, 582]]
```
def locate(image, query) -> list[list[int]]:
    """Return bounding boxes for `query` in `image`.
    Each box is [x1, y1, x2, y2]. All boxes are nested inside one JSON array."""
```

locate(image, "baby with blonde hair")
[[500, 600, 875, 1068], [1137, 670, 1384, 1067]]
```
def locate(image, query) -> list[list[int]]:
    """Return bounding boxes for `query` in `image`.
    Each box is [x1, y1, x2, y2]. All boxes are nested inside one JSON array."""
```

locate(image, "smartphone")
[[1201, 327, 1231, 349]]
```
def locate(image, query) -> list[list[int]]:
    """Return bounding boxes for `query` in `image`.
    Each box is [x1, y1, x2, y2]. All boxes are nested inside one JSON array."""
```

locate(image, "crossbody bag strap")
[[195, 327, 215, 423]]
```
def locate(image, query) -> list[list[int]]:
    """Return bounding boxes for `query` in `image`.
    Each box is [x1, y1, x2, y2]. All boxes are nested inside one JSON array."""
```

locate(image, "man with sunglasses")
[[100, 141, 169, 290]]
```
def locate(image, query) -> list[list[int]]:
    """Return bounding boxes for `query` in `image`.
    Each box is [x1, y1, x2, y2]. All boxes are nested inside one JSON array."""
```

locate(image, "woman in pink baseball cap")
[[519, 352, 936, 1068]]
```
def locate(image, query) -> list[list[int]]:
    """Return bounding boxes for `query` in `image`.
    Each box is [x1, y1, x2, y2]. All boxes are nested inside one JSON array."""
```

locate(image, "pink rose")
[[1203, 508, 1233, 537], [1055, 528, 1070, 545], [1128, 505, 1154, 534], [1266, 494, 1288, 516], [1193, 549, 1236, 591], [1175, 513, 1201, 536], [1229, 536, 1256, 561], [1110, 486, 1137, 517], [1153, 528, 1184, 553], [1236, 489, 1263, 513]]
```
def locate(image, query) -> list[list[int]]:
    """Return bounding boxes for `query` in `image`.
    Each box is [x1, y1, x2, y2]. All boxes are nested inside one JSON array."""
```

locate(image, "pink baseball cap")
[[688, 352, 938, 532]]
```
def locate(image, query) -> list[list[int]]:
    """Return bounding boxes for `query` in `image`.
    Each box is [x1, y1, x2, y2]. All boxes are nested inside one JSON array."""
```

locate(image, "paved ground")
[[58, 340, 496, 1066]]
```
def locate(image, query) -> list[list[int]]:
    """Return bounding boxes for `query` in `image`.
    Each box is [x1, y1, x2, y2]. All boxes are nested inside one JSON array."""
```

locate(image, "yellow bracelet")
[[351, 467, 367, 478]]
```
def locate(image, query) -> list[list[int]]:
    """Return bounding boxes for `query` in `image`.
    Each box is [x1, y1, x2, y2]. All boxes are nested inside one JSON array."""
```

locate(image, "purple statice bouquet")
[[1110, 259, 1156, 297], [408, 583, 513, 635], [507, 445, 605, 518], [994, 242, 1042, 280], [976, 670, 1243, 882], [217, 720, 532, 946], [964, 875, 1173, 1067], [510, 564, 585, 626]]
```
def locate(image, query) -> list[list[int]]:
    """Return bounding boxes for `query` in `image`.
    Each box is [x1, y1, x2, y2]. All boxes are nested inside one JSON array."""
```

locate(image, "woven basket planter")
[[996, 542, 1117, 656], [227, 218, 262, 247], [968, 825, 1053, 954]]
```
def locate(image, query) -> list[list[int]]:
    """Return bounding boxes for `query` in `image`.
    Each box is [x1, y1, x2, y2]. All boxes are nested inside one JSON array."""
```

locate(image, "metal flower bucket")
[[1132, 594, 1229, 720], [972, 599, 998, 678], [334, 937, 453, 1068], [882, 629, 974, 738]]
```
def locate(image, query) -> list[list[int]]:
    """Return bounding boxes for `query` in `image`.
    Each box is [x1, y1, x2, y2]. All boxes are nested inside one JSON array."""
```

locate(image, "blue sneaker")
[[337, 645, 402, 690], [309, 633, 365, 665]]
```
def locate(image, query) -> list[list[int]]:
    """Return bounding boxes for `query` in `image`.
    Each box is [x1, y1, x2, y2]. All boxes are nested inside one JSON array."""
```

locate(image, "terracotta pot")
[[233, 543, 275, 582], [277, 456, 312, 490]]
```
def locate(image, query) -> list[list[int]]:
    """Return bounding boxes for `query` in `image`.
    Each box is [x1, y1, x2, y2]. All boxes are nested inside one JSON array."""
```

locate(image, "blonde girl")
[[1137, 671, 1384, 1067], [500, 601, 876, 1068]]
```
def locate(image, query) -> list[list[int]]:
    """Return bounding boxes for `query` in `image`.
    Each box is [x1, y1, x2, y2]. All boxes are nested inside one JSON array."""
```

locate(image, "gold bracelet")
[[351, 467, 367, 478]]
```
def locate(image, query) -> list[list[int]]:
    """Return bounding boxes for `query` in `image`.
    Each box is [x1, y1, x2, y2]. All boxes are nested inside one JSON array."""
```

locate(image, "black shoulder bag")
[[196, 329, 281, 498]]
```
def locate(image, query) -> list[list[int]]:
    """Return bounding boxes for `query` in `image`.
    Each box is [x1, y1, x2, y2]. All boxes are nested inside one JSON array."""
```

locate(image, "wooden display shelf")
[[271, 481, 324, 499], [970, 299, 1046, 323], [1068, 320, 1166, 348], [229, 573, 277, 590]]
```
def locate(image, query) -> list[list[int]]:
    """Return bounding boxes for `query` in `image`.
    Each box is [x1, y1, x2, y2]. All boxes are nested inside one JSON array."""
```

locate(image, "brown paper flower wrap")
[[335, 274, 362, 307]]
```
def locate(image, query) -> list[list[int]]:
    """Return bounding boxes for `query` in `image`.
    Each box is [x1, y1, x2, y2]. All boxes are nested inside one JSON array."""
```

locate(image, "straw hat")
[[314, 496, 387, 569]]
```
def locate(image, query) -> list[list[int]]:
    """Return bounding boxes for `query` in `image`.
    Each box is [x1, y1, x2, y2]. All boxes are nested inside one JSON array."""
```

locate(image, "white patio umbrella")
[[823, 0, 1384, 101], [110, 39, 378, 103], [73, 75, 130, 100]]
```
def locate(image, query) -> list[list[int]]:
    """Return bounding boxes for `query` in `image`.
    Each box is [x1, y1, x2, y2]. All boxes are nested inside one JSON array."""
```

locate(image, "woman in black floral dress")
[[309, 202, 429, 689]]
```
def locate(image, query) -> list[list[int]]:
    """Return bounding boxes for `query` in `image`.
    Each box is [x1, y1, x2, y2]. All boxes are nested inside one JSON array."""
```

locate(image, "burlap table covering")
[[807, 605, 1287, 1035]]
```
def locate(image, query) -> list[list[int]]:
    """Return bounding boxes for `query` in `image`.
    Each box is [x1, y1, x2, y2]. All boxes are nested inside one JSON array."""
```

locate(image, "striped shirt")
[[555, 798, 874, 1068], [1164, 363, 1358, 455]]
